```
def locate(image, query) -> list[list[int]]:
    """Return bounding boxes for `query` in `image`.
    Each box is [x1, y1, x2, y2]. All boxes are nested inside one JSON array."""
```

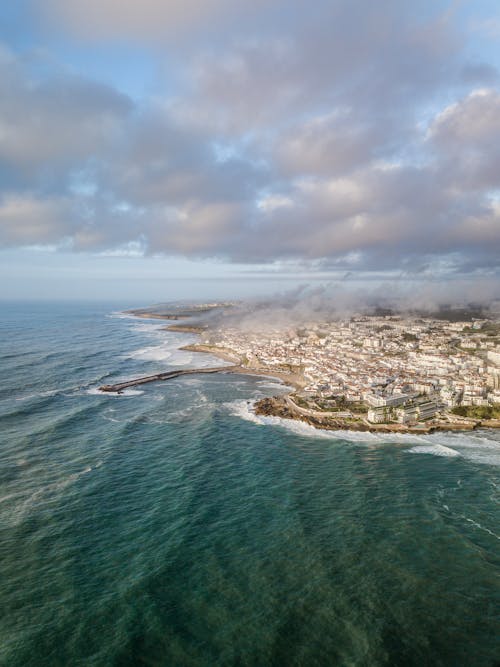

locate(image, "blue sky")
[[0, 1, 499, 303]]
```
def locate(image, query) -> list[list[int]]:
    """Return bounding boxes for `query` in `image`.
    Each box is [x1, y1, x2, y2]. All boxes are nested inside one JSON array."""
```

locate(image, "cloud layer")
[[1, 1, 499, 282]]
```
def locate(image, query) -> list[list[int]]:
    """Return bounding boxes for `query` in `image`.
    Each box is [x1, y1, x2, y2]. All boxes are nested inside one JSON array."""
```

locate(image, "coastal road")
[[284, 396, 353, 419]]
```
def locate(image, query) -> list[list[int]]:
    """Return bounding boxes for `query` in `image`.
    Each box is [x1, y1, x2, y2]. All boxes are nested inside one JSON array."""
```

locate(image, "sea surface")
[[0, 301, 499, 666]]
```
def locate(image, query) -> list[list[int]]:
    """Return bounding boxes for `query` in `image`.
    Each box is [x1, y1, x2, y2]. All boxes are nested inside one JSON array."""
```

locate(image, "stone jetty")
[[99, 366, 238, 393]]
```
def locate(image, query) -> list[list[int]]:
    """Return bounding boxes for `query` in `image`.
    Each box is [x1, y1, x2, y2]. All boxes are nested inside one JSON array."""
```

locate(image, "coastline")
[[180, 343, 306, 389], [180, 343, 241, 365], [127, 312, 500, 436], [179, 342, 500, 435], [253, 396, 500, 435], [127, 312, 182, 320], [165, 325, 206, 334]]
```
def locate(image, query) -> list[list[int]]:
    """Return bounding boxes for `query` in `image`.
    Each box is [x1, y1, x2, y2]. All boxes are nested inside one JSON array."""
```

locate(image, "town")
[[199, 313, 500, 427]]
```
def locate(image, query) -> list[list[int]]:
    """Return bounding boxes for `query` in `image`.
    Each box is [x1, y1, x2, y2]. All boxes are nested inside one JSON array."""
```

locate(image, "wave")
[[1, 463, 99, 528], [11, 382, 126, 403], [14, 388, 60, 401], [225, 400, 430, 443], [255, 380, 287, 390], [102, 412, 133, 423], [406, 431, 500, 466], [124, 344, 174, 363], [225, 400, 340, 439], [128, 321, 167, 334], [462, 516, 500, 540], [407, 444, 461, 458], [0, 396, 59, 421], [123, 345, 224, 370], [225, 400, 500, 465], [107, 311, 142, 321]]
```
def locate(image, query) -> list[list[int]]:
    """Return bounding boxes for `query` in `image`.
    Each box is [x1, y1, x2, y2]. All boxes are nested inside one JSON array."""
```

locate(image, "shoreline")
[[127, 312, 500, 436], [179, 342, 500, 435], [165, 325, 206, 334], [180, 343, 305, 389], [253, 396, 500, 435]]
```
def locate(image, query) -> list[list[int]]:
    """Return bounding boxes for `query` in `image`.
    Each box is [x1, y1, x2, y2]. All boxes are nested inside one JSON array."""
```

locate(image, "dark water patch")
[[0, 394, 59, 422]]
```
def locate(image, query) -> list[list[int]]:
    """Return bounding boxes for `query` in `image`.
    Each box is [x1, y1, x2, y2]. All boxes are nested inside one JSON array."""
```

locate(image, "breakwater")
[[99, 365, 238, 393]]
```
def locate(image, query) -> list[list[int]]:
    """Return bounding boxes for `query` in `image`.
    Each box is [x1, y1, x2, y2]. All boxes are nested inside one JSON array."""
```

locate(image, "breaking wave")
[[225, 400, 500, 465]]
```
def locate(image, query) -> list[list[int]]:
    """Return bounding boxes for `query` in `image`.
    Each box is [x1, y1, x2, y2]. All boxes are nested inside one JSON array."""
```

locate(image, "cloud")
[[146, 201, 249, 255], [0, 54, 132, 162], [43, 0, 273, 41], [181, 0, 461, 134], [0, 2, 499, 285], [0, 193, 72, 246], [0, 46, 132, 187], [428, 88, 500, 189], [274, 112, 388, 177], [99, 108, 267, 206]]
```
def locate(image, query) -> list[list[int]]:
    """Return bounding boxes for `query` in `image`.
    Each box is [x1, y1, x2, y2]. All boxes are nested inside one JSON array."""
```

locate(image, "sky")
[[0, 0, 499, 303]]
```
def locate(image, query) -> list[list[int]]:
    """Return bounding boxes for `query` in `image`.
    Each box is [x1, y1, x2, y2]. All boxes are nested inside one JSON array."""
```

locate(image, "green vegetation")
[[451, 405, 500, 419], [294, 396, 310, 408], [329, 395, 368, 411], [315, 403, 346, 412], [402, 332, 418, 342], [480, 322, 500, 335]]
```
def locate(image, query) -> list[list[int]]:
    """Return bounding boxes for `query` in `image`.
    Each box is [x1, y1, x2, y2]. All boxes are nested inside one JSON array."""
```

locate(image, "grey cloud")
[[460, 62, 499, 85], [236, 161, 499, 270], [43, 0, 274, 41], [145, 201, 251, 255], [429, 88, 500, 190], [0, 47, 132, 188], [274, 112, 392, 177], [0, 193, 72, 246], [99, 109, 267, 206], [0, 2, 499, 284], [185, 1, 460, 134]]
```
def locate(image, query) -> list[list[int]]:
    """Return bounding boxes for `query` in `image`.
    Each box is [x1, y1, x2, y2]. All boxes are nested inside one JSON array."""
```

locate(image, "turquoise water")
[[0, 302, 499, 666]]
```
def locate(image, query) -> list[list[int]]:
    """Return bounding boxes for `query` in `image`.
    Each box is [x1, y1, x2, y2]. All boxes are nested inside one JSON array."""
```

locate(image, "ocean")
[[0, 301, 499, 666]]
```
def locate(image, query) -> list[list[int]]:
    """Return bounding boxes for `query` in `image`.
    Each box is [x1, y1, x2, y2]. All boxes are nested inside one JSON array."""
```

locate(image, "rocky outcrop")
[[253, 396, 492, 434]]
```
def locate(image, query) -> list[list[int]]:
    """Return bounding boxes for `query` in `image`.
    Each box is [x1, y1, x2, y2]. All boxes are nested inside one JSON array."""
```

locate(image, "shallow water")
[[0, 302, 499, 666]]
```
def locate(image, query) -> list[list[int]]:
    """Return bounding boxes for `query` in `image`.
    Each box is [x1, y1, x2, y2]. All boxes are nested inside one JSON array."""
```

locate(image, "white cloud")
[[257, 195, 294, 213]]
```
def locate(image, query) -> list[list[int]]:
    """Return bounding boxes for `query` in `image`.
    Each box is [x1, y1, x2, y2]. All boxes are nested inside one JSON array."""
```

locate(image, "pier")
[[99, 366, 239, 393]]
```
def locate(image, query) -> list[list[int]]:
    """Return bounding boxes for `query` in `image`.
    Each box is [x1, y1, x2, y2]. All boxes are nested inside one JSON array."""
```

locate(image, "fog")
[[207, 279, 500, 332]]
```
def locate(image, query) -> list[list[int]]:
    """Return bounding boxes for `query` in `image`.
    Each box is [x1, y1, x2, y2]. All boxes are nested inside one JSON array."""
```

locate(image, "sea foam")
[[407, 444, 461, 458], [225, 400, 340, 439], [225, 399, 500, 465], [86, 387, 144, 397]]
